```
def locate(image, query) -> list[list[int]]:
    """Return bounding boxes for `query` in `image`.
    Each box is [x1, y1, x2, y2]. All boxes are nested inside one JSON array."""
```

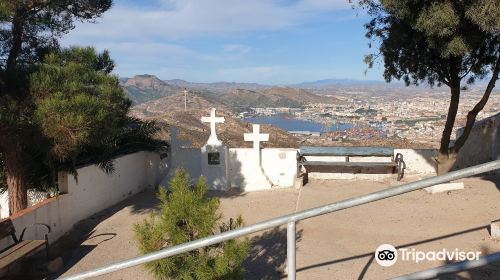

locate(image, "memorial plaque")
[[208, 152, 220, 165]]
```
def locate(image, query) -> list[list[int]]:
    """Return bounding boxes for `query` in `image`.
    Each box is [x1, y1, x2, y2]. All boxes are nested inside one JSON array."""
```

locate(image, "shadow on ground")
[[43, 189, 159, 280], [293, 224, 500, 280], [479, 175, 500, 192], [244, 226, 303, 280], [435, 248, 500, 280]]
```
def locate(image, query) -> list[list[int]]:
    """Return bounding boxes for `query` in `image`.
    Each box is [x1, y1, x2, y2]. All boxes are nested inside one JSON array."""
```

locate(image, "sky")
[[62, 0, 384, 85]]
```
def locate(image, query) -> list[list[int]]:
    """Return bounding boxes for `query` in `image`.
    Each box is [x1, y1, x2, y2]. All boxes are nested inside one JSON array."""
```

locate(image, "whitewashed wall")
[[160, 147, 202, 187], [0, 151, 168, 248], [166, 147, 298, 191], [168, 147, 202, 183], [0, 189, 51, 219], [170, 147, 438, 189], [228, 148, 298, 191], [395, 149, 437, 175]]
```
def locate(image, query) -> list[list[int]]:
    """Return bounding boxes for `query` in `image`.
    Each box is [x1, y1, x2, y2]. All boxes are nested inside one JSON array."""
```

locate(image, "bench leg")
[[297, 164, 308, 186], [395, 153, 406, 181]]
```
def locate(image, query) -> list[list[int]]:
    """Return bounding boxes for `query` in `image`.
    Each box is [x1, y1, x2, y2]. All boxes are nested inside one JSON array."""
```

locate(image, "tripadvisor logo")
[[374, 244, 482, 267], [375, 244, 397, 267]]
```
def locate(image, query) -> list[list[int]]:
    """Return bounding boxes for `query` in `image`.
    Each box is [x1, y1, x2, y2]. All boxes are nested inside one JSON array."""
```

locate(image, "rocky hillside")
[[165, 79, 268, 93], [121, 75, 181, 104], [138, 109, 300, 148], [221, 87, 336, 108], [130, 91, 231, 118]]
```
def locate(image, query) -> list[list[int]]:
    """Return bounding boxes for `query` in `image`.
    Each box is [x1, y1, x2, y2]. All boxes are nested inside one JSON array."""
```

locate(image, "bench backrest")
[[0, 218, 16, 241], [299, 146, 394, 157]]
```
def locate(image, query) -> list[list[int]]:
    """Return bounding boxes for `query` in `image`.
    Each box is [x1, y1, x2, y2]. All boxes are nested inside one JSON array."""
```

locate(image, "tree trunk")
[[437, 153, 457, 175], [6, 9, 25, 72], [5, 143, 28, 215], [437, 84, 460, 174], [452, 53, 500, 154]]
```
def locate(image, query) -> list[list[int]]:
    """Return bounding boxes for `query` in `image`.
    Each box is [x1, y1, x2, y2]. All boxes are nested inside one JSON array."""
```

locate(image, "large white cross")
[[244, 124, 272, 188], [201, 108, 225, 145], [244, 124, 269, 154]]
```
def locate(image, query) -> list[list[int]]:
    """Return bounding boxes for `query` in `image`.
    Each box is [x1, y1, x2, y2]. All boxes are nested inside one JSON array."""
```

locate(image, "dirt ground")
[[48, 175, 500, 280]]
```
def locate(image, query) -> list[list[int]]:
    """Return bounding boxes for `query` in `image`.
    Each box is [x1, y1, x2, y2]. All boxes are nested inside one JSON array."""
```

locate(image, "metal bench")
[[0, 218, 51, 270], [297, 146, 405, 181]]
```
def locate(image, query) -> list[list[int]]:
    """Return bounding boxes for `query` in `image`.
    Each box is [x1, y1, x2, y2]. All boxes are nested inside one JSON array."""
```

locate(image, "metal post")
[[287, 221, 296, 280], [184, 88, 187, 111]]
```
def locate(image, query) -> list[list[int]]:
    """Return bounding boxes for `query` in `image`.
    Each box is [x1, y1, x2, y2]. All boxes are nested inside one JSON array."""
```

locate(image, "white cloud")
[[65, 0, 351, 41], [58, 0, 361, 83], [223, 44, 251, 53], [93, 42, 194, 56]]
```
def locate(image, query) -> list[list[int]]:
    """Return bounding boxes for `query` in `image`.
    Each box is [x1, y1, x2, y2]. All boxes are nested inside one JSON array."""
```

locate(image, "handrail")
[[59, 160, 500, 280], [392, 252, 500, 280]]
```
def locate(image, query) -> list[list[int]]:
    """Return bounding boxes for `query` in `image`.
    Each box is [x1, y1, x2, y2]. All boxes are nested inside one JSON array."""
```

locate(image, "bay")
[[243, 116, 353, 134]]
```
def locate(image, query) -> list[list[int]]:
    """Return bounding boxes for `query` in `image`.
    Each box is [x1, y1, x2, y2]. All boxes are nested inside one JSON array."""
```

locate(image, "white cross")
[[201, 108, 225, 144], [244, 124, 269, 154]]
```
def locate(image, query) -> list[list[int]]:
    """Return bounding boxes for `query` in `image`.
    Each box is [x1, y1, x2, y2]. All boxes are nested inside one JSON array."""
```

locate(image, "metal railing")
[[392, 252, 500, 280], [59, 160, 500, 280]]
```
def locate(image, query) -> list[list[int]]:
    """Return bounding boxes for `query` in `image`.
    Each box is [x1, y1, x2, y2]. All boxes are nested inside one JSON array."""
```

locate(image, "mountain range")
[[120, 74, 339, 110], [293, 78, 385, 87], [120, 74, 497, 111]]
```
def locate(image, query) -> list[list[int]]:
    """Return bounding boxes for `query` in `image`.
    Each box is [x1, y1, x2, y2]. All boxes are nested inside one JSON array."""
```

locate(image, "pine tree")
[[360, 0, 500, 173], [0, 0, 113, 213], [134, 169, 249, 280], [0, 1, 167, 213]]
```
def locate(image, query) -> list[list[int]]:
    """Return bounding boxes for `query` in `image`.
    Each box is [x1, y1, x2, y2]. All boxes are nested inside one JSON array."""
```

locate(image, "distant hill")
[[295, 78, 385, 88], [122, 74, 340, 113], [164, 79, 270, 94], [130, 90, 231, 118], [121, 74, 181, 104], [263, 87, 336, 103], [220, 87, 337, 109]]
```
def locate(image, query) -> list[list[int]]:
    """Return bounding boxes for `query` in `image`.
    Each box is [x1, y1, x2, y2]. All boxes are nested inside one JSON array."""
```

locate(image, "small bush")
[[134, 169, 249, 280]]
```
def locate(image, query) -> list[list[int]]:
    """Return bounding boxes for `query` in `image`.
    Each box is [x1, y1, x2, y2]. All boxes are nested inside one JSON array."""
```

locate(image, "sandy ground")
[[50, 175, 500, 280]]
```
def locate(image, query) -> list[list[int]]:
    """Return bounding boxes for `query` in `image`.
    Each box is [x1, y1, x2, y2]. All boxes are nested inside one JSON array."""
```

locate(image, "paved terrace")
[[48, 175, 500, 280]]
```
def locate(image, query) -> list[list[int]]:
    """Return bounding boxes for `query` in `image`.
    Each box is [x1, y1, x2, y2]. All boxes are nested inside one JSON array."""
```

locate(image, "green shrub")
[[134, 169, 249, 280]]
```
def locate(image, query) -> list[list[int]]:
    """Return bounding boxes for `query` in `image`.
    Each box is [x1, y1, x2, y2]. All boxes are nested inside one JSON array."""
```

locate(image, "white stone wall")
[[171, 147, 438, 188], [0, 189, 50, 219], [455, 113, 500, 174], [228, 148, 298, 191], [0, 151, 168, 248], [261, 149, 299, 188], [0, 145, 441, 251], [169, 147, 298, 191], [171, 148, 201, 178], [165, 147, 202, 185], [394, 149, 437, 175]]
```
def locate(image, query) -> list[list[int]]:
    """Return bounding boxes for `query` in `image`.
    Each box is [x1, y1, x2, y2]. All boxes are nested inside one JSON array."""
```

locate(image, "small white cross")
[[201, 108, 225, 144], [244, 124, 269, 153]]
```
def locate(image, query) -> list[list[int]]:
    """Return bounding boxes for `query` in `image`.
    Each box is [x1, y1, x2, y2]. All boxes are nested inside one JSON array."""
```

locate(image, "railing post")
[[287, 221, 296, 280]]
